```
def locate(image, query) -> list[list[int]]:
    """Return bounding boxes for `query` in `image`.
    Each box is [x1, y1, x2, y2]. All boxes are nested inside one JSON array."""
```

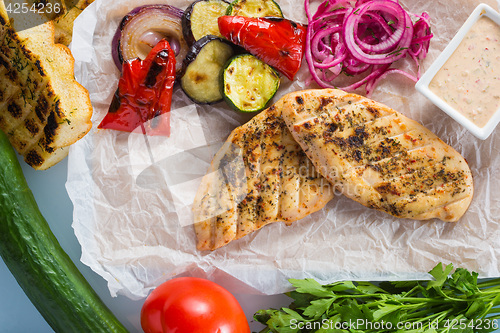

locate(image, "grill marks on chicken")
[[194, 89, 474, 250], [281, 89, 473, 222], [193, 105, 334, 251]]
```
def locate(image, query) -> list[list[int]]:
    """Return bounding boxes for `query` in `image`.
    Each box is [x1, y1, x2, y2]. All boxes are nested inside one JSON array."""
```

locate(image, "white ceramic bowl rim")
[[415, 3, 500, 140]]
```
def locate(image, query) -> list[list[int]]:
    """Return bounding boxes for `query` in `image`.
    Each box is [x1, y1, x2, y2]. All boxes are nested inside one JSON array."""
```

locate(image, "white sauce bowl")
[[415, 3, 500, 140]]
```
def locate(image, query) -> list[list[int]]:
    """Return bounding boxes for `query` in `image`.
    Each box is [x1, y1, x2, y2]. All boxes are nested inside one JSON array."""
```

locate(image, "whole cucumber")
[[0, 129, 128, 333]]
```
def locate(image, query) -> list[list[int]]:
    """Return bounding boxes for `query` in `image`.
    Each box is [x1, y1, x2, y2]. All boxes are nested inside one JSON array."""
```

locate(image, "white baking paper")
[[67, 0, 500, 300]]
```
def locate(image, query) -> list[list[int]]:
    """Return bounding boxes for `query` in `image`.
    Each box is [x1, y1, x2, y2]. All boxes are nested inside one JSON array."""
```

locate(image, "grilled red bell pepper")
[[98, 39, 176, 136], [218, 16, 307, 81]]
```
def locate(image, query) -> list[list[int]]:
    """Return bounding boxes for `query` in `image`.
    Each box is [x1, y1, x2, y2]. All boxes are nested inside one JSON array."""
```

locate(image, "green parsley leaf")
[[256, 263, 500, 333], [290, 278, 335, 298]]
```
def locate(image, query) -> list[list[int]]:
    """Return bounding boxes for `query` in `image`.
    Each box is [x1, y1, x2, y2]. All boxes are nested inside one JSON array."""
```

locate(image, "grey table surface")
[[0, 155, 289, 332], [0, 154, 497, 332]]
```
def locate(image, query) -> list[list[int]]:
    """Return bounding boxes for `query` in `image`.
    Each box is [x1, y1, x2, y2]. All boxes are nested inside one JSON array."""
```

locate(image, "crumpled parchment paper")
[[67, 0, 500, 300]]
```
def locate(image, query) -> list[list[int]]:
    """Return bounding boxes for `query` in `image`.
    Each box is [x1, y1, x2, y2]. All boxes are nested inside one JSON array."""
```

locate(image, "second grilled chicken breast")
[[280, 89, 473, 222], [193, 102, 334, 251]]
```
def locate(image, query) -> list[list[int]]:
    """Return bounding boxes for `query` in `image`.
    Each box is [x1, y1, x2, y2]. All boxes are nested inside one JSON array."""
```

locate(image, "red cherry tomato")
[[141, 277, 251, 333]]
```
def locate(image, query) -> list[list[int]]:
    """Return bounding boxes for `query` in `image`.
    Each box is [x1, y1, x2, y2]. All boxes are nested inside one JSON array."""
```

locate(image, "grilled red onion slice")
[[304, 0, 433, 96], [112, 5, 188, 74]]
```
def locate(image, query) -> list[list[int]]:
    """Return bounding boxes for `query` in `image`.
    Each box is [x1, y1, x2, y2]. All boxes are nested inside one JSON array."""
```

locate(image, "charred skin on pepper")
[[218, 15, 306, 80], [98, 39, 176, 136]]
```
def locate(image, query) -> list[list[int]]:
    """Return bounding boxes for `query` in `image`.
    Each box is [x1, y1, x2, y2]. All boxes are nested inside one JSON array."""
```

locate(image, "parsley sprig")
[[255, 263, 500, 332]]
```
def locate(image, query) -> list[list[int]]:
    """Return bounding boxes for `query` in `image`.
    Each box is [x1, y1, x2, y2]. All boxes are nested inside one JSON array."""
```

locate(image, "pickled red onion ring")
[[304, 0, 433, 95]]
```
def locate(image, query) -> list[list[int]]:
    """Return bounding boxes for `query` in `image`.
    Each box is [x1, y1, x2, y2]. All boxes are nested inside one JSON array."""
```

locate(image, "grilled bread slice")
[[0, 3, 92, 169], [281, 89, 474, 222], [52, 0, 95, 45], [193, 102, 334, 251]]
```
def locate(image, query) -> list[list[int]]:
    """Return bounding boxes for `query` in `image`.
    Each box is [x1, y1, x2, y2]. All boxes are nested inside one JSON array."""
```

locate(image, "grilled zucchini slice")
[[181, 35, 235, 104], [226, 0, 283, 17], [182, 0, 230, 46], [221, 54, 280, 112]]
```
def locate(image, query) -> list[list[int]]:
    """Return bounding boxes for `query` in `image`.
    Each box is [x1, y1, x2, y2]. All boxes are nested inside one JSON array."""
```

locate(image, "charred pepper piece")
[[218, 15, 306, 80], [99, 39, 176, 136]]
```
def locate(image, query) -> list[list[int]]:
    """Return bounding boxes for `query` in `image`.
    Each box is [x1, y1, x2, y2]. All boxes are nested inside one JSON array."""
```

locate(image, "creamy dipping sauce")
[[429, 16, 500, 128]]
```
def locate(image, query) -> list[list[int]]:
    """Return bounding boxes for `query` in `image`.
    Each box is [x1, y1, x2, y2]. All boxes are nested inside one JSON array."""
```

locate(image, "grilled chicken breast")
[[193, 103, 334, 251], [280, 89, 473, 222]]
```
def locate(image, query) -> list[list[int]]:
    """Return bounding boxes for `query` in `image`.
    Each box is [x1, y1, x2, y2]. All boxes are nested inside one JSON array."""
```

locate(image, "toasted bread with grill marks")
[[52, 0, 95, 45], [0, 3, 92, 170]]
